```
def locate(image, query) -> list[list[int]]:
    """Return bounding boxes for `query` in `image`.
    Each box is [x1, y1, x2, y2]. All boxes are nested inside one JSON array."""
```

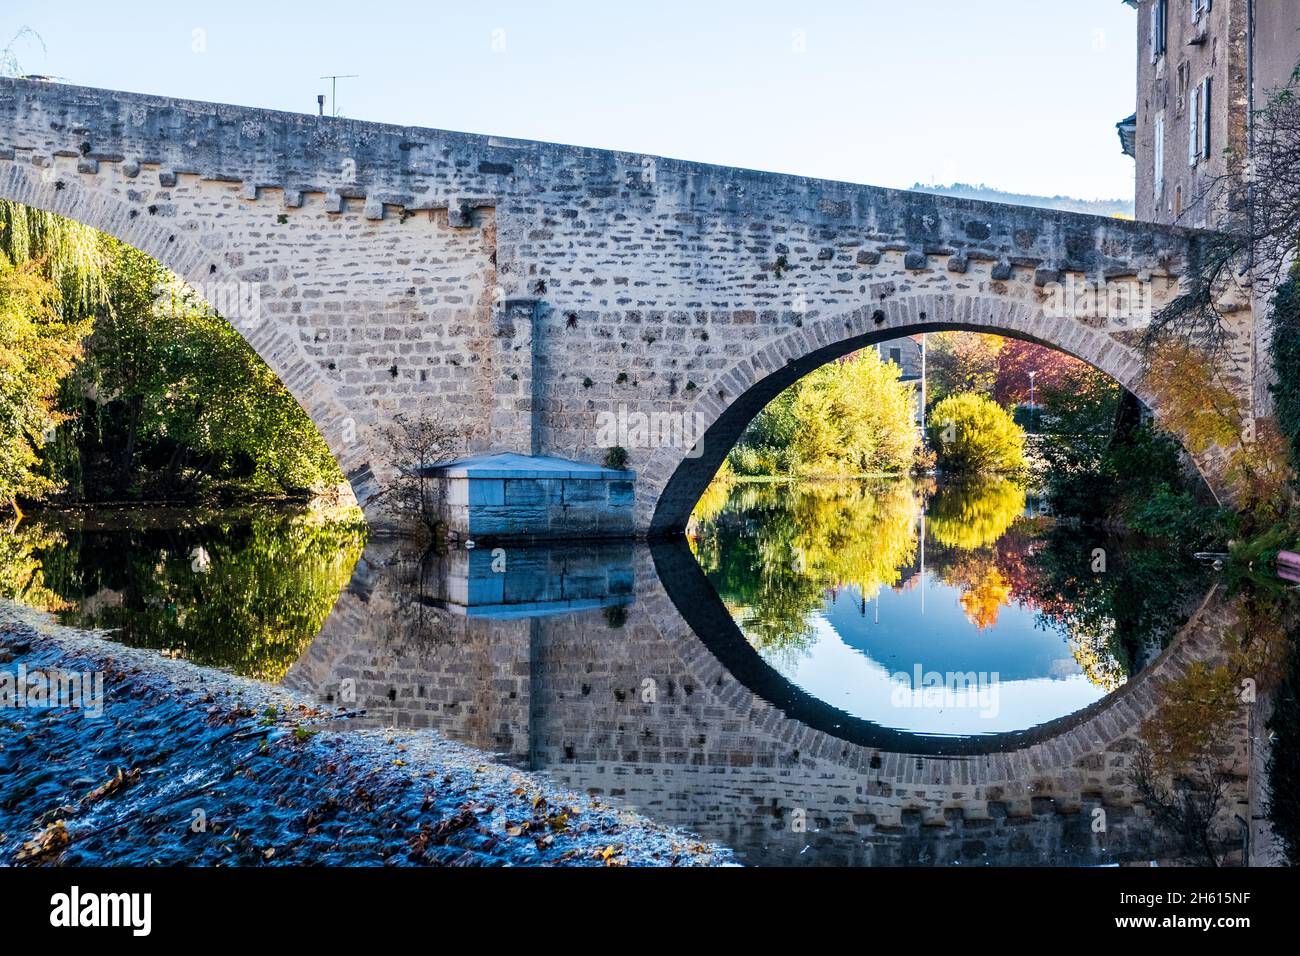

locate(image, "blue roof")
[[422, 452, 635, 480]]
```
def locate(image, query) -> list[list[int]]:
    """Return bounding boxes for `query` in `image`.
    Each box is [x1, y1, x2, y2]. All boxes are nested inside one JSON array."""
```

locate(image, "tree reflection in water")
[[690, 476, 1211, 699], [0, 505, 366, 681]]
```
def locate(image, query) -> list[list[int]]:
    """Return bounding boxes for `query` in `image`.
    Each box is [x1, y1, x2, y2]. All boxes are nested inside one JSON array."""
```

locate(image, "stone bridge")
[[0, 78, 1256, 534], [282, 540, 1255, 866]]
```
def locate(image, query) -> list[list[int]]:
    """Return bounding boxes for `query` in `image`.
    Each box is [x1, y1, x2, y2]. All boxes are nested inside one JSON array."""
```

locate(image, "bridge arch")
[[0, 158, 377, 505], [644, 290, 1213, 536]]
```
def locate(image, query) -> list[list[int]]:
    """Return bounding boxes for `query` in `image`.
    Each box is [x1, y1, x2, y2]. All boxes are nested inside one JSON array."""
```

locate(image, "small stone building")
[[423, 452, 636, 542]]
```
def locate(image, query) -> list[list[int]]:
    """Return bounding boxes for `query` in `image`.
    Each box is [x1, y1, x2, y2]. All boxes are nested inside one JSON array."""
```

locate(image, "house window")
[[1175, 184, 1183, 217], [1192, 0, 1212, 24], [889, 347, 902, 365], [1175, 62, 1190, 115], [1154, 112, 1166, 200], [1188, 83, 1200, 167], [1150, 0, 1168, 63], [1200, 76, 1213, 159]]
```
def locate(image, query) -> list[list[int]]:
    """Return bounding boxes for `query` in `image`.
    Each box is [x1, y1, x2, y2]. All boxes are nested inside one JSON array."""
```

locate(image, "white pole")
[[920, 334, 927, 434]]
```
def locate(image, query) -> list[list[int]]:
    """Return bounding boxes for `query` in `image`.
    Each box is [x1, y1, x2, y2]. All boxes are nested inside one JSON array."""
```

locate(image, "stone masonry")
[[0, 78, 1257, 534]]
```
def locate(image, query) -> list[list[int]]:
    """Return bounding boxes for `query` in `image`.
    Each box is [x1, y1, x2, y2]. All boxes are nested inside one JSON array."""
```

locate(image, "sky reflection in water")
[[689, 477, 1200, 737]]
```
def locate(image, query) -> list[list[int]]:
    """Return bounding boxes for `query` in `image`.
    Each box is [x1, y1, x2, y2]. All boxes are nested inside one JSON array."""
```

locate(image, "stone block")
[[468, 479, 506, 507], [563, 479, 606, 505], [608, 480, 635, 508]]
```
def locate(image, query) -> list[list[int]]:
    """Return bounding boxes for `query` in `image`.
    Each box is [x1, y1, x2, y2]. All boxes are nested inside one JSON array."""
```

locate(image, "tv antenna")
[[319, 74, 358, 117]]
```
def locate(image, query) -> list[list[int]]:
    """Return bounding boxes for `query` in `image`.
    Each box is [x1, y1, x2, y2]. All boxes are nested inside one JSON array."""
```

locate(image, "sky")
[[1, 1, 1139, 201]]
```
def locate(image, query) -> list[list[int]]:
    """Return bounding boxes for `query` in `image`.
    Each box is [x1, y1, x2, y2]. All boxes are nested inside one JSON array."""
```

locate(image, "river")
[[2, 478, 1293, 866]]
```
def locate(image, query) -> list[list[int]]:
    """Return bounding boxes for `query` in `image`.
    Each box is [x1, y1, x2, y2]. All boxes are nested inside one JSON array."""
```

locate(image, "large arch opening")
[[648, 315, 1220, 751], [0, 159, 374, 508], [649, 310, 1201, 536]]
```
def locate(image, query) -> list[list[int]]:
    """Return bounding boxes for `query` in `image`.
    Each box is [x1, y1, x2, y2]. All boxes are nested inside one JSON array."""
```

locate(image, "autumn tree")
[[927, 392, 1027, 477], [0, 254, 89, 520], [994, 338, 1091, 407], [1145, 340, 1291, 534]]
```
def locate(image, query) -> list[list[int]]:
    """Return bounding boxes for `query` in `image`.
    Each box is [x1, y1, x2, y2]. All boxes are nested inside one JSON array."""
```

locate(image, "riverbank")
[[0, 602, 730, 867], [13, 496, 366, 534]]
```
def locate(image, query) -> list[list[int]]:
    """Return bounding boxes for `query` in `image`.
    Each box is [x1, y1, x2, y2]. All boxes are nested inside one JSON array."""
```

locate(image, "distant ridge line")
[[911, 182, 1134, 218]]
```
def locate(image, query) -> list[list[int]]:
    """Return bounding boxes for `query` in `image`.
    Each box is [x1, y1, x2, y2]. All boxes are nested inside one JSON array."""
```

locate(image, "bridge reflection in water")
[[284, 532, 1257, 867]]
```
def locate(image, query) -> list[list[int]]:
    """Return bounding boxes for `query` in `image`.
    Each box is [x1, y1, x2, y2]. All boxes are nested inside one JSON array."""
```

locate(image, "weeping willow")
[[0, 199, 110, 316]]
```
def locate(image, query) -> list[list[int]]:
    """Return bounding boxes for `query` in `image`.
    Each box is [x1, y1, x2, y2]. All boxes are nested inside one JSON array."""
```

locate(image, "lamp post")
[[919, 333, 927, 435], [1028, 370, 1038, 434]]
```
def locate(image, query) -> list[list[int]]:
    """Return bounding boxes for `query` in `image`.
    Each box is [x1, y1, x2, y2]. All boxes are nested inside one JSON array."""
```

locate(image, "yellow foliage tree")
[[0, 254, 90, 520], [1144, 339, 1292, 528]]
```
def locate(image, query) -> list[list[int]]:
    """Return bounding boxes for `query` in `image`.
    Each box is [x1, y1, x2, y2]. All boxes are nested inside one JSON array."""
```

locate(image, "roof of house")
[[421, 452, 635, 480]]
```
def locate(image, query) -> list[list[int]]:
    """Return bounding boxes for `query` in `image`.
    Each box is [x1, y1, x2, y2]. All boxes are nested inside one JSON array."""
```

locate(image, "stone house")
[[1126, 0, 1298, 228]]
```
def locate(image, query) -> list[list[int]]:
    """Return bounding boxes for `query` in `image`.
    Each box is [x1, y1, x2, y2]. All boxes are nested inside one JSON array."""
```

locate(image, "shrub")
[[926, 392, 1027, 477], [1270, 277, 1300, 470]]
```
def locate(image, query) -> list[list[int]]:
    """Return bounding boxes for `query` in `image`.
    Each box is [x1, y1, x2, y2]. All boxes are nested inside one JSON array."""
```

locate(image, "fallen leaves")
[[15, 821, 69, 864], [595, 844, 627, 867], [82, 767, 140, 806]]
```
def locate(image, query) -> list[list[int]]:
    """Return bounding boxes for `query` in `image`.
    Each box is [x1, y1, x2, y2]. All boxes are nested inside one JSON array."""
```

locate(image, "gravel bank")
[[0, 602, 731, 867]]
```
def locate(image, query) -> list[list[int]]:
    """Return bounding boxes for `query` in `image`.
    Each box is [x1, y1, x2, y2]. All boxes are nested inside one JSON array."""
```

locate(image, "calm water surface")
[[688, 478, 1205, 737], [5, 483, 1284, 867]]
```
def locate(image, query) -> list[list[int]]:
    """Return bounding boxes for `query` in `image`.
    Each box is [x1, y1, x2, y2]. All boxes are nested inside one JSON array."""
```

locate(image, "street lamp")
[[1028, 370, 1038, 434]]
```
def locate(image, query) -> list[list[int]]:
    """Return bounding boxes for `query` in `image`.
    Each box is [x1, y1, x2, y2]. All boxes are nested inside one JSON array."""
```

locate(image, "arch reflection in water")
[[687, 477, 1209, 739], [10, 500, 1274, 865], [287, 529, 1244, 866]]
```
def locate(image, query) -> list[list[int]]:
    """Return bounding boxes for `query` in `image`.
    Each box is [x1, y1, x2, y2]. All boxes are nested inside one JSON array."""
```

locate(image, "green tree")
[[1269, 277, 1300, 470], [926, 332, 1002, 406], [927, 392, 1027, 477], [78, 242, 343, 498], [2, 200, 344, 505], [0, 200, 110, 316], [9, 507, 366, 681], [691, 479, 920, 661]]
